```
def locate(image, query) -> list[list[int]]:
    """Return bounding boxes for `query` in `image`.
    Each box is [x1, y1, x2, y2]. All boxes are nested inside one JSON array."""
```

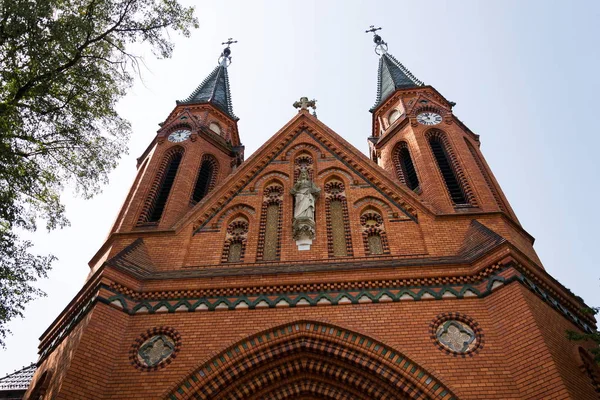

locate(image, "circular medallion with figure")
[[130, 327, 181, 371]]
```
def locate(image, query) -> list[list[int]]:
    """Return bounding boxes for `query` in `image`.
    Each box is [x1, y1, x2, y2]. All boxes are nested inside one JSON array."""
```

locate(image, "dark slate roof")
[[0, 364, 36, 392], [371, 52, 424, 111], [105, 238, 155, 278], [177, 65, 238, 120], [458, 220, 506, 259]]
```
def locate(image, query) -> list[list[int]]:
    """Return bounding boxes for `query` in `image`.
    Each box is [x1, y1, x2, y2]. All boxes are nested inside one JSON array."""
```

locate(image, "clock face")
[[416, 112, 442, 126], [168, 129, 191, 143]]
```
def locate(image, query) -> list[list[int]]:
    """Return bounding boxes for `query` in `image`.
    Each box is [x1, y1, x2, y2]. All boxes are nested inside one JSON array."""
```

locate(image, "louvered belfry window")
[[428, 133, 468, 205], [138, 147, 184, 225], [393, 142, 419, 191], [192, 156, 218, 204]]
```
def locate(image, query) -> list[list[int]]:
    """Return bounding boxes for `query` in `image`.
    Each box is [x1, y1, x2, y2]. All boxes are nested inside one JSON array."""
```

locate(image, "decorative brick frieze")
[[35, 260, 595, 375], [96, 265, 595, 337]]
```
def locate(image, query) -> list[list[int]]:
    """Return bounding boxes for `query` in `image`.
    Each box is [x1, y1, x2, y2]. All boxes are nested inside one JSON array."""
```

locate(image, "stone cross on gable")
[[293, 97, 317, 112]]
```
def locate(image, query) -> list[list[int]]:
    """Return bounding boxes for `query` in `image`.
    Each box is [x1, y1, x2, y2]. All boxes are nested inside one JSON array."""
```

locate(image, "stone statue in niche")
[[290, 168, 321, 250]]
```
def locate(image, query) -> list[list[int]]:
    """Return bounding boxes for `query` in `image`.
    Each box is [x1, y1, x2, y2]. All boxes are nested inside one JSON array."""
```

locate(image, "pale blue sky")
[[2, 0, 599, 376]]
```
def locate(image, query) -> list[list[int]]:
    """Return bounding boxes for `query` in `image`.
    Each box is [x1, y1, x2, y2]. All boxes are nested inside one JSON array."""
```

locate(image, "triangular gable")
[[171, 111, 434, 234], [156, 108, 201, 141], [404, 92, 452, 119]]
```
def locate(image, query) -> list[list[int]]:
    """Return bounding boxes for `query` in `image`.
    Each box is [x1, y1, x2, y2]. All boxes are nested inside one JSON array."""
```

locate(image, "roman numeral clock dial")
[[167, 129, 191, 142], [416, 112, 442, 126]]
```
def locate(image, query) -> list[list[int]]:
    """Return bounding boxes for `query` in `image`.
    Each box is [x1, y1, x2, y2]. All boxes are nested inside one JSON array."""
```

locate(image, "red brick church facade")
[[24, 36, 599, 399]]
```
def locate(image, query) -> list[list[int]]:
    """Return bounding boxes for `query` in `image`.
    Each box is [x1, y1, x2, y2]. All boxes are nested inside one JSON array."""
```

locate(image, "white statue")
[[290, 169, 320, 249], [291, 170, 319, 220]]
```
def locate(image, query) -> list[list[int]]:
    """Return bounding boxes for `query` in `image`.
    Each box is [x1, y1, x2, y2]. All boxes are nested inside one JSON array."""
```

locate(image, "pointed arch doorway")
[[166, 320, 457, 400]]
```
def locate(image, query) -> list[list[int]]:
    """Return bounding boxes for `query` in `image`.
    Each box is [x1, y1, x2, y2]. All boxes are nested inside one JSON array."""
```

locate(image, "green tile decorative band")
[[102, 268, 595, 337], [37, 264, 596, 366]]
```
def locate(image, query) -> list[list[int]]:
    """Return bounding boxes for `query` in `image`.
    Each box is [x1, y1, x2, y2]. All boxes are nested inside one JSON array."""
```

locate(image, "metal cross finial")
[[219, 38, 237, 66], [365, 25, 382, 34], [365, 25, 388, 55], [293, 97, 317, 113], [222, 38, 238, 47]]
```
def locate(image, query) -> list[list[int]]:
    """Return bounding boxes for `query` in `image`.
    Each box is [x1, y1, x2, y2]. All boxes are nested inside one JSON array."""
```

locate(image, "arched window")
[[221, 217, 249, 263], [257, 183, 283, 261], [209, 122, 221, 135], [325, 179, 353, 257], [137, 147, 184, 225], [360, 210, 390, 256], [388, 109, 401, 125], [427, 130, 475, 206], [294, 152, 314, 181], [191, 155, 219, 204], [393, 142, 419, 191]]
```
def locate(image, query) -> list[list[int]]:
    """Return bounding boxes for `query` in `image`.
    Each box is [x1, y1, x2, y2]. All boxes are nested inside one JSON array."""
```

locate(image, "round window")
[[388, 110, 401, 125], [209, 122, 221, 135]]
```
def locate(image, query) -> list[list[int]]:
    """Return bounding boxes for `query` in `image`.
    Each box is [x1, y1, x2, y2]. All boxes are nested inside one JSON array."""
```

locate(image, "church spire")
[[366, 26, 424, 111], [177, 39, 238, 120]]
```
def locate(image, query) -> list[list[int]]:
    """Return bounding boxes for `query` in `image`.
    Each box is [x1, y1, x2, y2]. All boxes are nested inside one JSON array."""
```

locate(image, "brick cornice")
[[37, 251, 597, 367]]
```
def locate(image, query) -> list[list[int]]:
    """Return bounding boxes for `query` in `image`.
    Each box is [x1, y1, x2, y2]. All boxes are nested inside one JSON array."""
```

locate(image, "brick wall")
[[26, 99, 594, 399]]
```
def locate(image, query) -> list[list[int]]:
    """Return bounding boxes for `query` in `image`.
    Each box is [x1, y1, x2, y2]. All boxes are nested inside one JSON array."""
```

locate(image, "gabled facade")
[[24, 37, 599, 400]]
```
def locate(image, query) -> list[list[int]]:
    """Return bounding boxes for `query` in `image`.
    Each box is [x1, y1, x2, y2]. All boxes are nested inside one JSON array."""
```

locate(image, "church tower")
[[24, 32, 599, 400]]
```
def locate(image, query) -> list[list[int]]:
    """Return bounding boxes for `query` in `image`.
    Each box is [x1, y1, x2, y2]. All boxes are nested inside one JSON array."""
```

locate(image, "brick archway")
[[166, 320, 457, 400]]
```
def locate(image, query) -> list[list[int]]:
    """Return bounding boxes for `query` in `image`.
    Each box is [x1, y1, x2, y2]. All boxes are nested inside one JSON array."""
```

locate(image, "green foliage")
[[0, 0, 198, 346], [567, 307, 600, 365]]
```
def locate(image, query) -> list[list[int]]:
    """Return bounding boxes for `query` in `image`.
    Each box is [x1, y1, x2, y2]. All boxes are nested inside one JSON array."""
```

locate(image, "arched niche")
[[165, 320, 458, 400]]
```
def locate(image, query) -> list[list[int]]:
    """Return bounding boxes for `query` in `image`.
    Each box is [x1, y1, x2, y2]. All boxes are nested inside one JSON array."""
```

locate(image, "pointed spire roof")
[[365, 26, 424, 112], [177, 40, 238, 120], [371, 52, 424, 111]]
